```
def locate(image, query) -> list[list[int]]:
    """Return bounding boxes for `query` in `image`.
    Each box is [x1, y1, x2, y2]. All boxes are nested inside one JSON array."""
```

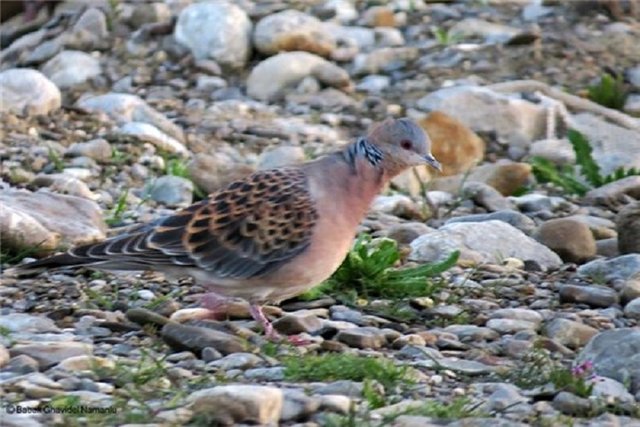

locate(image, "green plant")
[[302, 235, 458, 304], [385, 397, 483, 422], [47, 147, 65, 172], [161, 153, 207, 200], [283, 353, 413, 392], [0, 240, 49, 265], [587, 73, 628, 110], [433, 27, 463, 46], [531, 129, 640, 195], [105, 188, 130, 226]]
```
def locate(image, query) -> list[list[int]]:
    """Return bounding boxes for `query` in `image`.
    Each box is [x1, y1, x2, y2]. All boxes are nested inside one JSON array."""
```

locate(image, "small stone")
[[30, 174, 97, 200], [161, 322, 246, 356], [446, 210, 536, 235], [0, 313, 59, 333], [362, 6, 396, 27], [208, 353, 263, 370], [273, 313, 323, 335], [56, 355, 115, 372], [119, 122, 187, 156], [0, 68, 61, 116], [486, 319, 538, 334], [126, 308, 170, 327], [383, 222, 433, 245], [585, 176, 640, 206], [313, 380, 364, 397], [3, 354, 39, 373], [553, 391, 593, 416], [174, 1, 252, 69], [253, 10, 335, 57], [616, 201, 640, 254], [0, 344, 9, 368], [10, 342, 94, 370], [130, 2, 172, 26], [535, 218, 597, 264], [353, 47, 418, 75], [336, 327, 387, 349], [623, 297, 640, 319], [544, 318, 599, 349], [317, 394, 352, 414], [620, 279, 640, 304], [280, 390, 320, 422], [559, 284, 619, 308], [578, 254, 640, 282], [66, 139, 112, 162], [187, 385, 283, 425], [41, 50, 101, 89], [146, 175, 194, 207], [67, 8, 109, 50], [258, 146, 305, 170]]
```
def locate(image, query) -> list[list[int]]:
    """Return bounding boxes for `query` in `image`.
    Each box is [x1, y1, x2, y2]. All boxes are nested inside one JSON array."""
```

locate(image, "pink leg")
[[249, 304, 311, 346], [200, 292, 233, 320]]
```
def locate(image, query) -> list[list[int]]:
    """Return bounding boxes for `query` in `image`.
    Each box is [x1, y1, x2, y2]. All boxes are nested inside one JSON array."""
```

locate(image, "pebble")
[[41, 50, 101, 89], [336, 327, 387, 349], [578, 254, 640, 282], [146, 175, 194, 207], [9, 342, 94, 370], [559, 284, 619, 308], [161, 322, 247, 356], [535, 218, 596, 264], [0, 68, 61, 115], [544, 318, 599, 349]]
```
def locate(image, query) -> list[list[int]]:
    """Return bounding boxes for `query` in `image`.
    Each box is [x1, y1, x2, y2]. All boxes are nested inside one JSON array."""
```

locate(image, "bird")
[[14, 118, 441, 342]]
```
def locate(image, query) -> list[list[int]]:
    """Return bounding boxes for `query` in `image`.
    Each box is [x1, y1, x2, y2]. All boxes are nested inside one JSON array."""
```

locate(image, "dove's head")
[[368, 118, 441, 177]]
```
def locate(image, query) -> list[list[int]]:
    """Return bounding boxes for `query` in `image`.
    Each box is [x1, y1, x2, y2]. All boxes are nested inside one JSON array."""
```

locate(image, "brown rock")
[[430, 160, 531, 196], [616, 201, 640, 254], [419, 111, 485, 177], [544, 318, 599, 350], [535, 218, 597, 263], [362, 6, 396, 27]]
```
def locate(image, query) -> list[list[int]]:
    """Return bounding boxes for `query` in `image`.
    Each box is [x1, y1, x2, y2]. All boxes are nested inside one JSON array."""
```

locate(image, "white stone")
[[120, 122, 188, 156], [174, 1, 252, 69], [0, 69, 61, 115], [41, 50, 101, 89]]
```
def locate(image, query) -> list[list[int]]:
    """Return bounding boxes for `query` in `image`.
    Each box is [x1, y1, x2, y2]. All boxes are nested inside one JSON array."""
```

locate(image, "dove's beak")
[[424, 154, 442, 172]]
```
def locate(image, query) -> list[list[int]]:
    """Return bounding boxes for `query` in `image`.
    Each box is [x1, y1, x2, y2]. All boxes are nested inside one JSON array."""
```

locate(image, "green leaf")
[[568, 129, 603, 186]]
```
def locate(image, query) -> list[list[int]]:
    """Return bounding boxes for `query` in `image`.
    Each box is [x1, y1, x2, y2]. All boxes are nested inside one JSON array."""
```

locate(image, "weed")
[[105, 188, 130, 226], [531, 129, 640, 195], [301, 235, 458, 304], [160, 153, 207, 200], [47, 147, 65, 172], [84, 285, 118, 311], [385, 397, 483, 422], [433, 27, 463, 46], [0, 240, 48, 265], [587, 73, 628, 110], [283, 353, 413, 392]]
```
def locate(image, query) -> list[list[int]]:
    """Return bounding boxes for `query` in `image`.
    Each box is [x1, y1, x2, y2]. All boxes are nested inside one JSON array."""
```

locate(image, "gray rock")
[[253, 10, 335, 57], [66, 139, 112, 162], [417, 86, 546, 142], [489, 308, 543, 325], [77, 93, 184, 143], [410, 220, 562, 269], [3, 354, 39, 374], [623, 297, 640, 319], [529, 138, 576, 165], [280, 389, 320, 422], [559, 284, 619, 308], [258, 146, 305, 170], [208, 353, 263, 370], [273, 313, 323, 335], [535, 218, 597, 264], [353, 47, 418, 75], [591, 376, 636, 407], [627, 65, 640, 88], [130, 2, 172, 26], [486, 319, 538, 334], [0, 68, 61, 115], [312, 380, 364, 397], [623, 94, 640, 115], [572, 113, 640, 176], [0, 189, 106, 254], [577, 328, 640, 393], [616, 201, 640, 254], [383, 222, 433, 245], [174, 1, 252, 69], [578, 254, 640, 282], [119, 122, 187, 156], [0, 314, 59, 333], [553, 391, 593, 416], [445, 210, 536, 235], [30, 174, 96, 200], [480, 383, 529, 412], [247, 52, 351, 102], [9, 342, 94, 370], [585, 177, 640, 206], [336, 327, 387, 349], [462, 182, 514, 212], [66, 8, 109, 51], [41, 50, 101, 89], [187, 385, 283, 425], [621, 279, 640, 305], [244, 367, 286, 381], [146, 175, 194, 207], [414, 357, 494, 375], [450, 18, 528, 44], [443, 325, 500, 342], [356, 75, 391, 94], [161, 323, 246, 356], [544, 318, 599, 349]]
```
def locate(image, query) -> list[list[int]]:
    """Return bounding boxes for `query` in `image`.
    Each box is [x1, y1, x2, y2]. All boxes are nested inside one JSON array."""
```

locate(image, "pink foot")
[[249, 304, 311, 346], [200, 292, 232, 320]]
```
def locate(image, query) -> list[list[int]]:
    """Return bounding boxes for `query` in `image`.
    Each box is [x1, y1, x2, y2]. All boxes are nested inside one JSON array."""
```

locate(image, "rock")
[[586, 176, 640, 206], [208, 353, 263, 370], [258, 146, 305, 170], [0, 188, 106, 255], [31, 174, 97, 200], [174, 1, 252, 69], [40, 50, 101, 89], [529, 138, 576, 165], [490, 308, 543, 325], [417, 86, 546, 142], [353, 47, 418, 75], [460, 182, 515, 212], [553, 391, 593, 416], [430, 161, 532, 197], [0, 68, 61, 115], [356, 75, 391, 94], [486, 319, 538, 334], [559, 284, 619, 308], [126, 307, 170, 328], [628, 65, 640, 89], [280, 389, 320, 422], [9, 342, 94, 370], [66, 7, 109, 51], [419, 111, 485, 177], [450, 18, 535, 44], [253, 10, 335, 57], [410, 220, 562, 269], [371, 195, 422, 219], [479, 383, 529, 413], [336, 327, 387, 349], [578, 328, 640, 393], [572, 113, 640, 176], [187, 153, 255, 194], [565, 214, 617, 240], [620, 279, 640, 305], [535, 218, 597, 263], [446, 210, 536, 235], [146, 175, 194, 207], [187, 385, 283, 425], [590, 376, 636, 407], [317, 394, 352, 414], [578, 254, 640, 282], [361, 6, 396, 27], [0, 344, 9, 368], [247, 52, 351, 102], [544, 318, 599, 349], [383, 222, 433, 245], [597, 238, 620, 258], [623, 94, 640, 115], [616, 201, 640, 254], [56, 355, 115, 372], [273, 313, 323, 335], [0, 313, 59, 333], [78, 93, 184, 142], [623, 297, 640, 319], [65, 139, 112, 162], [161, 322, 246, 356], [130, 2, 172, 26]]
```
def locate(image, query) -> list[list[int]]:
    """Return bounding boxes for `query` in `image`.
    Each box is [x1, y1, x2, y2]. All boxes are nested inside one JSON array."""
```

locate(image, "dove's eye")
[[400, 140, 412, 150]]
